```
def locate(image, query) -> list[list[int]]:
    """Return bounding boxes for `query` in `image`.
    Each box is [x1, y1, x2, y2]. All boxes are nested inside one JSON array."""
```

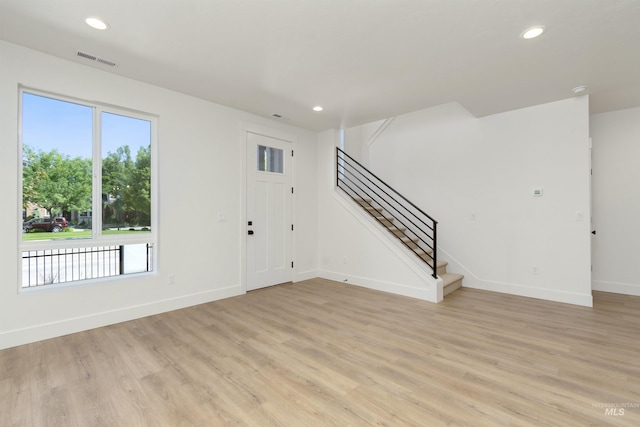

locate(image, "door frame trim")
[[240, 121, 298, 292]]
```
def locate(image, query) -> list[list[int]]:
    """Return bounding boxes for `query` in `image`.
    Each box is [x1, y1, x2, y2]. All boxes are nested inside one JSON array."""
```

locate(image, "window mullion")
[[19, 90, 156, 289], [93, 107, 103, 239]]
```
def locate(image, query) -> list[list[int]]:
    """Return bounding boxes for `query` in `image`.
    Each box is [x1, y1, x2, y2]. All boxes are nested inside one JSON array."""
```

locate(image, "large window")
[[20, 89, 156, 288]]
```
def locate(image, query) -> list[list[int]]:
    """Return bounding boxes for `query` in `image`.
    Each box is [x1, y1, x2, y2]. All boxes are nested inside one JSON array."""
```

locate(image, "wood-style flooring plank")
[[1, 279, 639, 426]]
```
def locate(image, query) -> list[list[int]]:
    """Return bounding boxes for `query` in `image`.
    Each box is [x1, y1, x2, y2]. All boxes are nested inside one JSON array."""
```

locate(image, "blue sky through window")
[[22, 93, 150, 159], [22, 93, 92, 158], [102, 112, 151, 158]]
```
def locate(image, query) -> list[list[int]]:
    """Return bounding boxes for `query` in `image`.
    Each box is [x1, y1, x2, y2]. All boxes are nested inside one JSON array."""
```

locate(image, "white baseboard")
[[463, 280, 593, 307], [294, 269, 319, 282], [0, 284, 244, 350], [592, 280, 640, 296], [319, 269, 439, 302], [438, 249, 593, 307]]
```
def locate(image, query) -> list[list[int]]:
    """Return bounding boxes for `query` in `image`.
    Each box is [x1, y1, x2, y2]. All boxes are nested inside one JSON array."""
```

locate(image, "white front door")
[[246, 132, 293, 291]]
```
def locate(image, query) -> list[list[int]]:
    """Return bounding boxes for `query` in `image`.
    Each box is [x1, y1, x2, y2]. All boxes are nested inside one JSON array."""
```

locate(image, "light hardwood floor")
[[1, 278, 639, 426]]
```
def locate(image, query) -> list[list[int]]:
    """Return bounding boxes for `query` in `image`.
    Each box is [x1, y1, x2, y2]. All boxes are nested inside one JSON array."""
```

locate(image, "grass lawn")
[[22, 229, 151, 242]]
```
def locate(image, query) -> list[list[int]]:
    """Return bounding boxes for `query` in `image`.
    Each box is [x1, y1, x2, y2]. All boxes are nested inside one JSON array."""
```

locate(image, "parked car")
[[23, 217, 69, 233]]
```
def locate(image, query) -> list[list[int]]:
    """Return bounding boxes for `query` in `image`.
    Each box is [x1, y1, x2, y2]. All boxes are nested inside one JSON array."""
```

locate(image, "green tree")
[[123, 145, 151, 226], [102, 146, 133, 225], [22, 145, 41, 210], [22, 145, 92, 217]]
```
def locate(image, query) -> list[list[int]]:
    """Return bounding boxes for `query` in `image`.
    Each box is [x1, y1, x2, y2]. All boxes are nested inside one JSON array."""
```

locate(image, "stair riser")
[[444, 278, 463, 296], [390, 229, 406, 238], [376, 218, 394, 227], [436, 264, 448, 276], [403, 240, 420, 250], [418, 252, 433, 263], [353, 195, 463, 297]]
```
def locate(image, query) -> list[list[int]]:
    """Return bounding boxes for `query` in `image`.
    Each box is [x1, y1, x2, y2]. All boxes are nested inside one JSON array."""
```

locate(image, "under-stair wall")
[[357, 100, 593, 307], [316, 129, 444, 303], [337, 147, 464, 297]]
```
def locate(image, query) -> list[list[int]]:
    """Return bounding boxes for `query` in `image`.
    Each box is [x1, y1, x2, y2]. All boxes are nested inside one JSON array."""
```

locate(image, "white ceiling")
[[1, 0, 639, 132]]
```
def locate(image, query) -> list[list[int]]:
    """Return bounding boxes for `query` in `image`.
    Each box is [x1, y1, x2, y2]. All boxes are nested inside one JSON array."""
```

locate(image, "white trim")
[[18, 87, 159, 291], [19, 272, 157, 295], [93, 104, 102, 237], [240, 121, 298, 291], [319, 270, 435, 301], [20, 236, 154, 251], [16, 85, 24, 292], [294, 269, 319, 282], [332, 189, 442, 302], [365, 117, 395, 147], [0, 284, 245, 350], [240, 121, 297, 144], [438, 246, 593, 307], [592, 280, 640, 296]]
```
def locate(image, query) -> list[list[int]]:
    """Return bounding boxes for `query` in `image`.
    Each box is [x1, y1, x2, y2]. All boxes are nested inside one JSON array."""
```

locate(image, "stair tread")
[[351, 193, 462, 296], [415, 248, 434, 255]]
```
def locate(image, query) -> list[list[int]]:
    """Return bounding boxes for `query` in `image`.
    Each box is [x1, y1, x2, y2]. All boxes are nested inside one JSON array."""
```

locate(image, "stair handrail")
[[337, 148, 437, 223], [337, 155, 436, 255], [340, 160, 435, 236], [336, 147, 438, 279]]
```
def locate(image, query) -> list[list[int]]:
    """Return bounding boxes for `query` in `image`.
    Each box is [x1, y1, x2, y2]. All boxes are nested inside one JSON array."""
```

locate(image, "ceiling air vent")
[[77, 51, 97, 61], [76, 51, 117, 67], [96, 57, 117, 67]]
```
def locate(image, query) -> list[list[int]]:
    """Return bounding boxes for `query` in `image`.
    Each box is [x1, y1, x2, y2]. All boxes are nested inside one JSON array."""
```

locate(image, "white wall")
[[357, 99, 592, 306], [317, 130, 441, 302], [342, 119, 387, 167], [590, 107, 640, 296], [0, 41, 318, 350]]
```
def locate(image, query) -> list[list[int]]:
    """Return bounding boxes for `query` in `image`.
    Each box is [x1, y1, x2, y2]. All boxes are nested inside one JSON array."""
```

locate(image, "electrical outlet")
[[532, 266, 539, 275], [168, 274, 176, 285]]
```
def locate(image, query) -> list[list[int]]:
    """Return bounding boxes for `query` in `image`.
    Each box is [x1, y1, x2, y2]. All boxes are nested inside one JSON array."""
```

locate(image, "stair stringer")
[[332, 189, 443, 303]]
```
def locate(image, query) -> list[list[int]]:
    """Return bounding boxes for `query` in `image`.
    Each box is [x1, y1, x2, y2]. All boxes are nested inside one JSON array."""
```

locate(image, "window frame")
[[18, 86, 158, 291]]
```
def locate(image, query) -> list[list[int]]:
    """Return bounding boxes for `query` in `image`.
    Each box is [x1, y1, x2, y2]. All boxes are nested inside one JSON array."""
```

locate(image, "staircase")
[[355, 198, 463, 297], [337, 147, 463, 298]]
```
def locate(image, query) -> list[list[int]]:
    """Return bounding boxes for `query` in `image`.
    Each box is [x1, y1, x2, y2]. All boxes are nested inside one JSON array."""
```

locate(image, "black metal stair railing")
[[336, 147, 438, 279]]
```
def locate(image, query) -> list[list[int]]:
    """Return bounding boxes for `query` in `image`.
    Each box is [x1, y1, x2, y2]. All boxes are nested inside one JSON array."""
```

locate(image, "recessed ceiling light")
[[313, 106, 324, 112], [86, 17, 109, 30], [521, 26, 545, 39]]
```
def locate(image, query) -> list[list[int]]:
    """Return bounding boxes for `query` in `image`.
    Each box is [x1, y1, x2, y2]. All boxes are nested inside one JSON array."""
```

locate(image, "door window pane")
[[257, 145, 284, 173]]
